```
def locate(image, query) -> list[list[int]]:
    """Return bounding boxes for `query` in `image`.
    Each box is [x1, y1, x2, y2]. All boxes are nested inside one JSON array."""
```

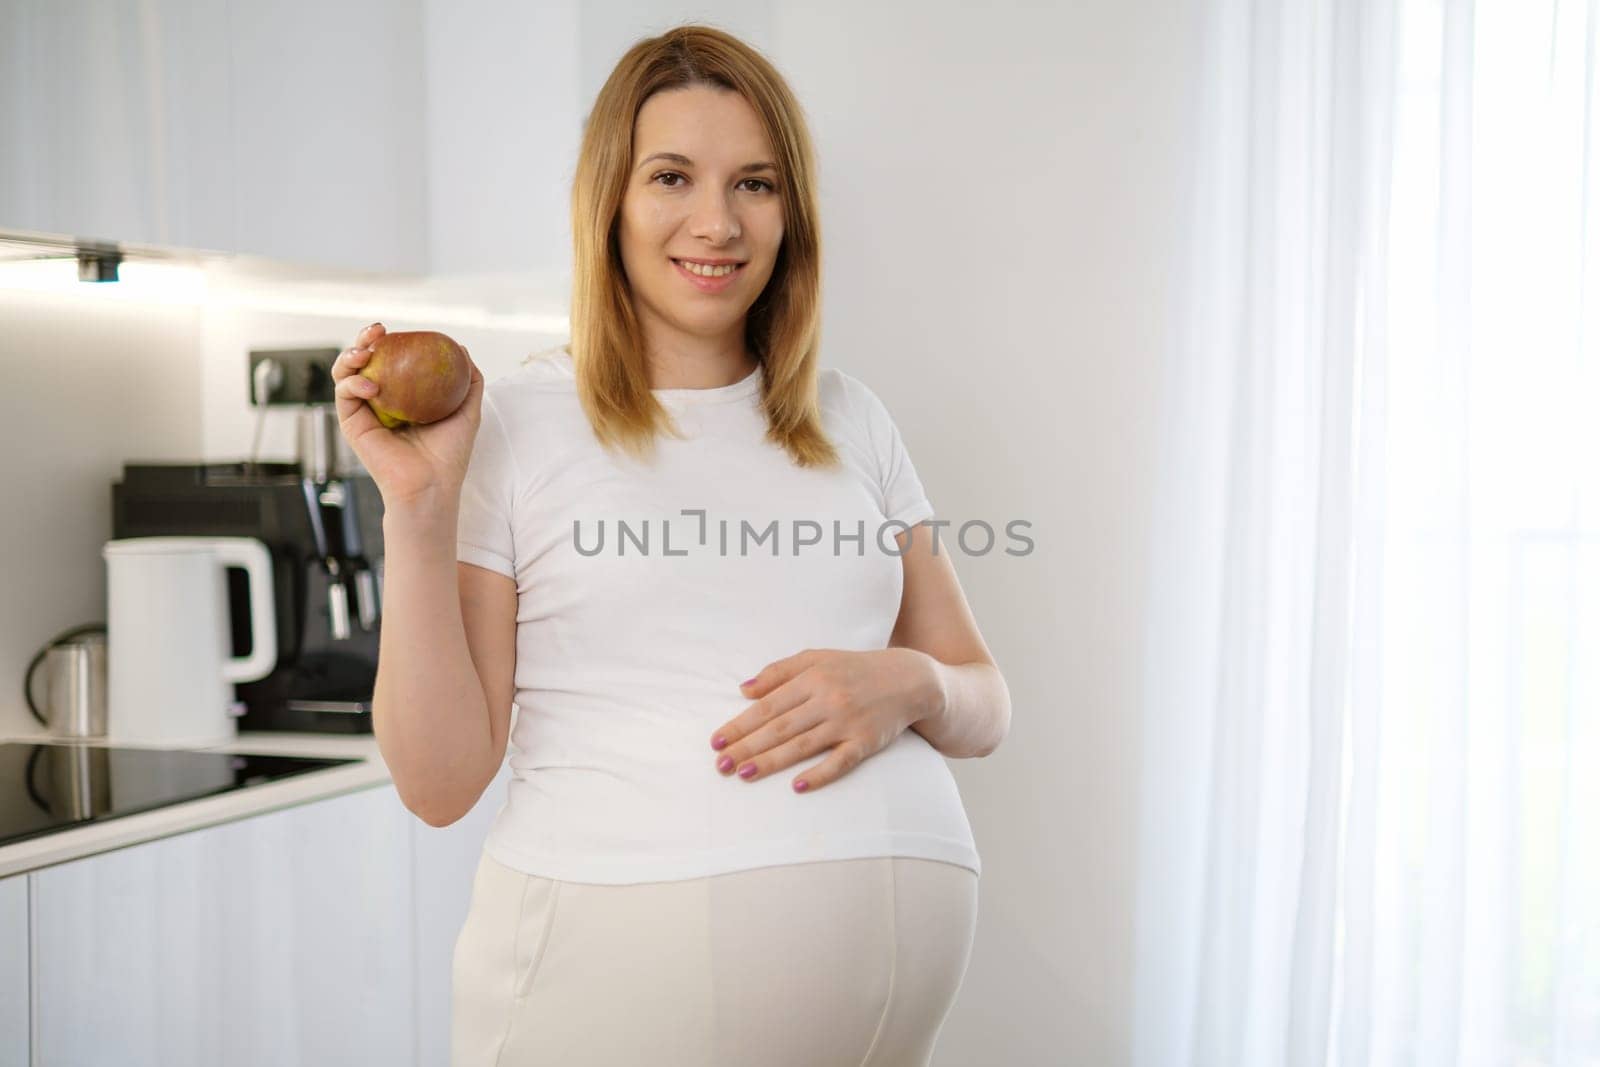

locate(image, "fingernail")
[[712, 735, 727, 750], [740, 677, 757, 688], [717, 756, 734, 773], [738, 763, 756, 779], [793, 780, 809, 793]]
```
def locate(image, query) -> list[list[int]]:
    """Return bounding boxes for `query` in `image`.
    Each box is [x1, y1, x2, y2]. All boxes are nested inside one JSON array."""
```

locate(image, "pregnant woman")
[[331, 23, 1011, 1067]]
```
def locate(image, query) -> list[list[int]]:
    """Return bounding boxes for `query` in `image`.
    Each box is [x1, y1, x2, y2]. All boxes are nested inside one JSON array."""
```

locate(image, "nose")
[[688, 187, 742, 244]]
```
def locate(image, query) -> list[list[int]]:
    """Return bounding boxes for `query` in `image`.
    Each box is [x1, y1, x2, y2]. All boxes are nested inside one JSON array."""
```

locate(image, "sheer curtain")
[[1131, 0, 1600, 1063]]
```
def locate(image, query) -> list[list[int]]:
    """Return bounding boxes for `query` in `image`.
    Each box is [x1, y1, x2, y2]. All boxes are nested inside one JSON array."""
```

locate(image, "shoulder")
[[816, 366, 886, 424], [480, 345, 586, 434], [816, 366, 902, 445], [484, 344, 578, 406], [471, 346, 587, 486]]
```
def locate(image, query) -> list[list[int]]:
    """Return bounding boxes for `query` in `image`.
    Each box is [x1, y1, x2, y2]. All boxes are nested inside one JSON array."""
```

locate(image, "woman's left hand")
[[710, 648, 944, 794]]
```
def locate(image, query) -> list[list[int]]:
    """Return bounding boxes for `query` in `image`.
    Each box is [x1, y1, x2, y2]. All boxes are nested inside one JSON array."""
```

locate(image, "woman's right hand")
[[331, 322, 485, 511]]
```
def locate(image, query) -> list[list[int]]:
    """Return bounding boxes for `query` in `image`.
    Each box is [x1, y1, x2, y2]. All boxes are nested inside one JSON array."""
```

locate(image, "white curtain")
[[1132, 0, 1600, 1063]]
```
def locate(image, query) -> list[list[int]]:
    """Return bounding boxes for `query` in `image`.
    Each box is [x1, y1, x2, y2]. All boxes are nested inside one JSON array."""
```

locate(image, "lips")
[[671, 258, 744, 292]]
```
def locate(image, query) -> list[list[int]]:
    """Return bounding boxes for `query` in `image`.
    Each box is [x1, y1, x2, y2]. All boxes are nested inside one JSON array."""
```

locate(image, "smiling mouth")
[[672, 258, 746, 277]]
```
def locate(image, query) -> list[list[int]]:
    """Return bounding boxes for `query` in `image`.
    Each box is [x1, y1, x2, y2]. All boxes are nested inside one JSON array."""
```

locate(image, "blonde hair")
[[566, 23, 839, 469]]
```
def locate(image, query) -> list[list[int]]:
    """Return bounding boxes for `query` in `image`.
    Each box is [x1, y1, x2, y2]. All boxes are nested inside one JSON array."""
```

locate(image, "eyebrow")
[[635, 152, 778, 174]]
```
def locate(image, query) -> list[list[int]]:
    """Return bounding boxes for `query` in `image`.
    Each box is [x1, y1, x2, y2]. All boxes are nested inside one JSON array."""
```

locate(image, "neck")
[[644, 344, 758, 391]]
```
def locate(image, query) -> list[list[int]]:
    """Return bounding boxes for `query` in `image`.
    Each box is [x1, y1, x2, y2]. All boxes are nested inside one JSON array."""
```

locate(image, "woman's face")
[[617, 85, 785, 356]]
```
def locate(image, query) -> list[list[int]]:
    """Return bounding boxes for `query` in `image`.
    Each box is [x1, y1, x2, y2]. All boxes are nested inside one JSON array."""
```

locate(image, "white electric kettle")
[[102, 536, 278, 746]]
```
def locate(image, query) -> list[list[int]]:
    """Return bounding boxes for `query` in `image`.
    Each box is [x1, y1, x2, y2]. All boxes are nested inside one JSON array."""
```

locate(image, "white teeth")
[[678, 260, 738, 277]]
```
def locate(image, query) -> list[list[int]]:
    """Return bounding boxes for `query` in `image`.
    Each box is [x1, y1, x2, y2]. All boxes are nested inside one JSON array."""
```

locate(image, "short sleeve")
[[855, 379, 935, 528], [455, 388, 517, 578]]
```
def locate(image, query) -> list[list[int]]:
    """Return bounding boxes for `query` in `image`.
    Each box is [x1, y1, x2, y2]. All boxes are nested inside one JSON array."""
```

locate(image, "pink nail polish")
[[738, 763, 756, 779], [793, 780, 809, 793], [740, 677, 757, 688], [712, 735, 727, 750], [717, 756, 734, 773]]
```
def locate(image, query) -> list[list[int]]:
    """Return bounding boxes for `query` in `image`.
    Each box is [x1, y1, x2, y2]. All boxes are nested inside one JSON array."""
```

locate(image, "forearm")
[[372, 501, 495, 823], [910, 659, 1011, 759]]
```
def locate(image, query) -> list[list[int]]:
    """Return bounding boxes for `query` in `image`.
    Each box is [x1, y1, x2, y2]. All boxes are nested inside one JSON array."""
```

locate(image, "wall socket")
[[247, 347, 341, 406]]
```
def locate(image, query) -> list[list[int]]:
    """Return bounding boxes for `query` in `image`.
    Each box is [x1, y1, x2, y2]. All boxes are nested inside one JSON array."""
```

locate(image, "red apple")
[[357, 330, 471, 429]]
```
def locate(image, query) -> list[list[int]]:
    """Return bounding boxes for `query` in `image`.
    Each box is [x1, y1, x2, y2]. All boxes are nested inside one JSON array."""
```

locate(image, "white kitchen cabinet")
[[0, 875, 26, 1067], [416, 0, 770, 286], [0, 0, 425, 274], [29, 786, 415, 1067], [0, 1, 771, 282], [419, 0, 580, 285], [0, 0, 234, 253], [226, 0, 427, 274], [411, 756, 514, 1066], [0, 1, 636, 280]]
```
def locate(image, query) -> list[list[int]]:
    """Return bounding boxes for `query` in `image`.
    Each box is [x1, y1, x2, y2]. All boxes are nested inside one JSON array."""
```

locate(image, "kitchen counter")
[[0, 730, 395, 878]]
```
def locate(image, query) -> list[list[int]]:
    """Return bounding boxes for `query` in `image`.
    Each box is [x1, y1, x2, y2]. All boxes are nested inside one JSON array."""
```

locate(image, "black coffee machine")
[[110, 351, 386, 734]]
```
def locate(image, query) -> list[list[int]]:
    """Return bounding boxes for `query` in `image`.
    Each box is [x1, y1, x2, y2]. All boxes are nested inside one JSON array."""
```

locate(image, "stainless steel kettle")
[[24, 623, 108, 740]]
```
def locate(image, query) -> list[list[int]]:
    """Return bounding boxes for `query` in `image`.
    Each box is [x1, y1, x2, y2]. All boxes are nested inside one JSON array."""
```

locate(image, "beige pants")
[[450, 849, 979, 1066]]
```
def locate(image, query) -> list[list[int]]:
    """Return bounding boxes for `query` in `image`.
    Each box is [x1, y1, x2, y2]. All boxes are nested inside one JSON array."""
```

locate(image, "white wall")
[[0, 288, 203, 738]]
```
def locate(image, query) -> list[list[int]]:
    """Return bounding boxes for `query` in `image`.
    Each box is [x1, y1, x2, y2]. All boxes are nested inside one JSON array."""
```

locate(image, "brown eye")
[[652, 172, 775, 193]]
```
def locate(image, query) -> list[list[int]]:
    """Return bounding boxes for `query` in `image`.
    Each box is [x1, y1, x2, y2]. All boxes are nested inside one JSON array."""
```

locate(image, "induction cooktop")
[[0, 741, 361, 849]]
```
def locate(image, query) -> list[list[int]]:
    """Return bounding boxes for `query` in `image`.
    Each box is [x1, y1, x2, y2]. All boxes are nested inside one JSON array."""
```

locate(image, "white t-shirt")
[[455, 347, 981, 885]]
